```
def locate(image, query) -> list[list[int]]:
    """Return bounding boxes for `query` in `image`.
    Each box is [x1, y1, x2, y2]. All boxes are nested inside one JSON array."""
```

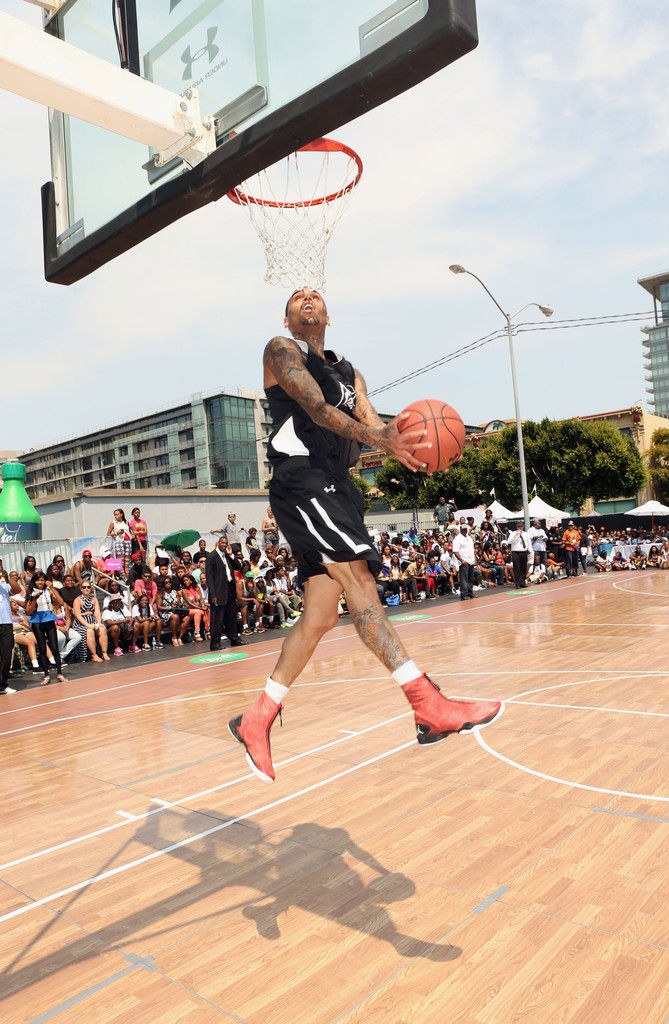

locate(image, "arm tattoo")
[[352, 370, 385, 430], [348, 605, 408, 672], [265, 337, 379, 447]]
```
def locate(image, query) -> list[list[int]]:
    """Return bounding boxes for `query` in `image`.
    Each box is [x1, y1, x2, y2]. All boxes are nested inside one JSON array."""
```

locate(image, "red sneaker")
[[228, 692, 282, 783], [402, 675, 503, 745]]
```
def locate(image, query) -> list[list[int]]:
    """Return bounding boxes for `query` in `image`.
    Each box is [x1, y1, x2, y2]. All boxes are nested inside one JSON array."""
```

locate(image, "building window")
[[119, 445, 128, 456], [155, 473, 171, 486]]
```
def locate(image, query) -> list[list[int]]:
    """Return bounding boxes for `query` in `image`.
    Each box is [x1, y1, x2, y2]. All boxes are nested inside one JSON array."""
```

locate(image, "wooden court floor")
[[0, 571, 667, 1023]]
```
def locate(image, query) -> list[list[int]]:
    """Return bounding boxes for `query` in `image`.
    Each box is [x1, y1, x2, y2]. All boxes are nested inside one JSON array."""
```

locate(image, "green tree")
[[647, 428, 669, 503], [374, 458, 422, 509], [474, 418, 646, 511], [349, 472, 372, 512], [417, 449, 482, 508], [374, 449, 481, 510]]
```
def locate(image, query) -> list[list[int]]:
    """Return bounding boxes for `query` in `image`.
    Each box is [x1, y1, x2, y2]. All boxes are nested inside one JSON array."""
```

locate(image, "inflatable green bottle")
[[0, 463, 42, 542]]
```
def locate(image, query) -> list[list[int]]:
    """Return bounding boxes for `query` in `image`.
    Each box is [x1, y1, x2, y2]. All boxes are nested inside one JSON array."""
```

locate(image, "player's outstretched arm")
[[264, 337, 428, 472]]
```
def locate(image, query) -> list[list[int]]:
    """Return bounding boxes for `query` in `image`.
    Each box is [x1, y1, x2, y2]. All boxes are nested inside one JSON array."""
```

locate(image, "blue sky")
[[1, 0, 667, 452]]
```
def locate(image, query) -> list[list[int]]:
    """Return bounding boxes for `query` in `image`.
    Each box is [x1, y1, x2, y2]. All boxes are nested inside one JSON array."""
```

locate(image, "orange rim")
[[227, 137, 363, 209]]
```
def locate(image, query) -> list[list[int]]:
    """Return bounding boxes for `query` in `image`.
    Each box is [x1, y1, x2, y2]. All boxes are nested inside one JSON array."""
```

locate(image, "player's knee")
[[303, 606, 339, 634]]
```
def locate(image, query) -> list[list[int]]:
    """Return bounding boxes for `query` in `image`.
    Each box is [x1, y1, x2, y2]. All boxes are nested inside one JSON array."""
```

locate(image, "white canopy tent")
[[485, 499, 518, 521], [624, 500, 669, 517], [506, 495, 568, 521]]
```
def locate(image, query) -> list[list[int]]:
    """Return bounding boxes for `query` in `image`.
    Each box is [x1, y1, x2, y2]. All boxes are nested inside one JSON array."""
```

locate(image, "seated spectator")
[[426, 556, 449, 596], [403, 553, 431, 601], [529, 554, 549, 584], [646, 545, 661, 569], [498, 543, 515, 585], [72, 581, 109, 662], [11, 599, 40, 670], [134, 570, 158, 603], [610, 551, 630, 571], [479, 545, 505, 586], [156, 579, 190, 646], [102, 595, 138, 656], [191, 553, 207, 583], [149, 545, 171, 572], [546, 551, 565, 579], [153, 563, 172, 590], [72, 549, 99, 588], [131, 593, 163, 650], [263, 569, 292, 627], [630, 545, 646, 571], [236, 573, 265, 634], [127, 551, 151, 588], [58, 572, 80, 611], [20, 555, 37, 591], [594, 551, 611, 572], [274, 566, 302, 613], [55, 603, 86, 663], [439, 546, 459, 593], [179, 550, 194, 571], [179, 574, 209, 640]]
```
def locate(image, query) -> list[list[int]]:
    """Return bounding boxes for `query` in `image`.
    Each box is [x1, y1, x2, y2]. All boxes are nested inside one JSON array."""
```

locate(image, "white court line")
[[475, 729, 668, 802], [612, 579, 669, 598], [4, 665, 667, 740], [507, 699, 668, 718], [0, 738, 416, 927], [0, 677, 392, 739], [0, 709, 412, 873], [114, 810, 136, 820], [0, 592, 532, 720], [502, 675, 659, 703]]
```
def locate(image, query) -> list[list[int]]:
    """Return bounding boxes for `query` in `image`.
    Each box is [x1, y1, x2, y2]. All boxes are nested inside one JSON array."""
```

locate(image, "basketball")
[[398, 399, 466, 474]]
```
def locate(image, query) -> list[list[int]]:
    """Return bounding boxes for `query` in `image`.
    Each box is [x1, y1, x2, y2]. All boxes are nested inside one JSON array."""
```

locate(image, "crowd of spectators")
[[1, 499, 667, 695]]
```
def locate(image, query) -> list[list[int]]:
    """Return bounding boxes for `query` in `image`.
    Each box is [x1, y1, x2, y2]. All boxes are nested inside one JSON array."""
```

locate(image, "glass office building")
[[19, 389, 272, 500], [639, 271, 669, 418]]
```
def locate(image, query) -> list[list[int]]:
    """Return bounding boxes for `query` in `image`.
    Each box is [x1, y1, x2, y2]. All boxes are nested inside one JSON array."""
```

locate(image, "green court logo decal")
[[189, 651, 248, 665], [388, 613, 432, 622]]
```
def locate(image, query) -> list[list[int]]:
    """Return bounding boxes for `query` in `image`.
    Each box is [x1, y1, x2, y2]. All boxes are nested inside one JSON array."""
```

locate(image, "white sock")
[[265, 677, 290, 704], [392, 660, 422, 687]]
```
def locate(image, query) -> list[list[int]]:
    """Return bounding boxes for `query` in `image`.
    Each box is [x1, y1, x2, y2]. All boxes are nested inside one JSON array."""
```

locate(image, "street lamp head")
[[449, 264, 467, 274], [538, 305, 553, 317]]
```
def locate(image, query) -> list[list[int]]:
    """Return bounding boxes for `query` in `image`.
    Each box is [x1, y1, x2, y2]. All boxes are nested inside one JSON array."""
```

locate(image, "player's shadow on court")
[[135, 808, 462, 963]]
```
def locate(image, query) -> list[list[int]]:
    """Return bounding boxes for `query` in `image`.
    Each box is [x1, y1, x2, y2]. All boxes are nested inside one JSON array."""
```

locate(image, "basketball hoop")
[[227, 137, 362, 291]]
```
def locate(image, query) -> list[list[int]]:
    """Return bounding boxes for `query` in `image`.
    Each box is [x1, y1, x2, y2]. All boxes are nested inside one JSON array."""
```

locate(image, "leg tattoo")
[[349, 605, 409, 672]]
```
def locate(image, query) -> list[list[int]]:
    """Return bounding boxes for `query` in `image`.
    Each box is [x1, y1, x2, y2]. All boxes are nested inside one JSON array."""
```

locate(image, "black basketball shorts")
[[269, 458, 381, 584]]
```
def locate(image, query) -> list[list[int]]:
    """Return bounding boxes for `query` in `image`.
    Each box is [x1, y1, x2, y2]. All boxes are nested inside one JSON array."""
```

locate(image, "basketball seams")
[[399, 399, 464, 474]]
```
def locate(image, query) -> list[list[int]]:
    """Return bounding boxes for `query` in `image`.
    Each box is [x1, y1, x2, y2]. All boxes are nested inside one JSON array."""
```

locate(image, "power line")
[[368, 310, 654, 397]]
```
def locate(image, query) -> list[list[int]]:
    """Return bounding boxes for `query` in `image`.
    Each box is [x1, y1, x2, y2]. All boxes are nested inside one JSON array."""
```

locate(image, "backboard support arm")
[[0, 11, 214, 163]]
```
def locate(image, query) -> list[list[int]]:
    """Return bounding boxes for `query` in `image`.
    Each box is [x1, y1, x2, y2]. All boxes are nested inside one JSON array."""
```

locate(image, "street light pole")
[[449, 265, 553, 532], [504, 312, 531, 532]]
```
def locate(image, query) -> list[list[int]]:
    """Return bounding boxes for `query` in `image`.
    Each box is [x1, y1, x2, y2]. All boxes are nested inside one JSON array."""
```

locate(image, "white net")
[[227, 138, 362, 291]]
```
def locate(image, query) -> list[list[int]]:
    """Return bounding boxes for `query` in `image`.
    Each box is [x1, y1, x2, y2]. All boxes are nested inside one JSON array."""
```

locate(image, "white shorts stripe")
[[310, 497, 371, 556], [295, 505, 335, 551]]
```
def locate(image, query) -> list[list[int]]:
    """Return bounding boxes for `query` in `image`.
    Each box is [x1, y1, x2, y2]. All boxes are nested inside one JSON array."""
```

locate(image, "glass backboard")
[[43, 0, 478, 284]]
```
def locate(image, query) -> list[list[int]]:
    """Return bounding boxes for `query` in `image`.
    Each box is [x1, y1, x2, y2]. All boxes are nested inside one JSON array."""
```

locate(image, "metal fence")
[[0, 539, 73, 575]]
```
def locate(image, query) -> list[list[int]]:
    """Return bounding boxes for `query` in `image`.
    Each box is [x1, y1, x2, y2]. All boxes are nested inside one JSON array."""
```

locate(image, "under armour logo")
[[181, 27, 219, 81], [324, 485, 336, 493]]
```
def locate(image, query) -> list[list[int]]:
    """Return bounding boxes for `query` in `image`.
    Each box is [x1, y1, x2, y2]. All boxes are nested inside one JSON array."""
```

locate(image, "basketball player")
[[229, 288, 502, 782]]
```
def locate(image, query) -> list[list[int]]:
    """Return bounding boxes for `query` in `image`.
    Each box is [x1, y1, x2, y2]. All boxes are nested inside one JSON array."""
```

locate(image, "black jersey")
[[265, 338, 360, 472]]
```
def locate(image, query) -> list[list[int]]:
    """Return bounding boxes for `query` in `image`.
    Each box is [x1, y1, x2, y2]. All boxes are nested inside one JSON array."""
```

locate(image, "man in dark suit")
[[207, 537, 245, 650]]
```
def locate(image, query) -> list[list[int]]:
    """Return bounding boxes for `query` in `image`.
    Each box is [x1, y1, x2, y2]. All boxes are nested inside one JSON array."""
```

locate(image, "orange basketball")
[[397, 399, 466, 474]]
